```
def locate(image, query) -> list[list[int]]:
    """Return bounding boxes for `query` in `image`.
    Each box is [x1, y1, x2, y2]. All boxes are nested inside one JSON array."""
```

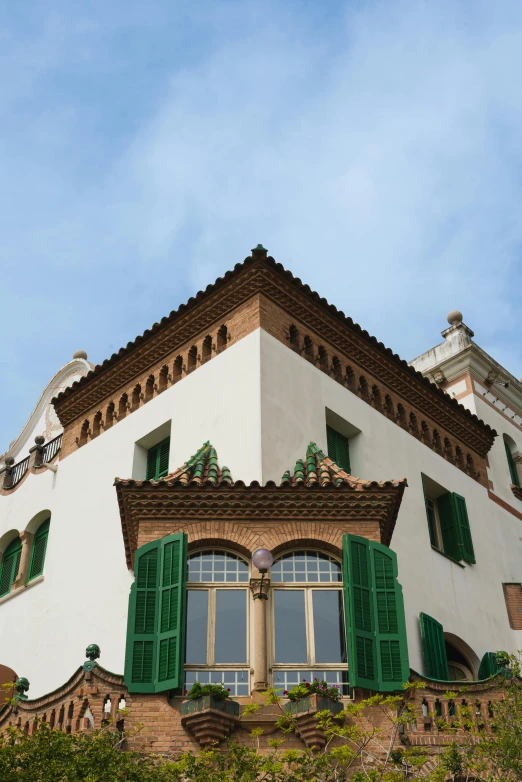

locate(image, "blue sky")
[[2, 0, 522, 450]]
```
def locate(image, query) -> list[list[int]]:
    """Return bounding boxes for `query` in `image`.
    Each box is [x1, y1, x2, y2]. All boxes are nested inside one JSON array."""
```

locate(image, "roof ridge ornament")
[[251, 243, 267, 258]]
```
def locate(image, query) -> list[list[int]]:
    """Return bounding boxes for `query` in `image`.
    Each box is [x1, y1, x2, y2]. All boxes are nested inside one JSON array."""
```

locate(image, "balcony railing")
[[42, 434, 62, 464], [1, 433, 63, 490], [11, 456, 30, 487]]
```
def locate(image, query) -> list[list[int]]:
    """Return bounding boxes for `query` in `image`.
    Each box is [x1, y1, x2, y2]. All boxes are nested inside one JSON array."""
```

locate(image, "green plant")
[[185, 681, 231, 701], [283, 678, 342, 702]]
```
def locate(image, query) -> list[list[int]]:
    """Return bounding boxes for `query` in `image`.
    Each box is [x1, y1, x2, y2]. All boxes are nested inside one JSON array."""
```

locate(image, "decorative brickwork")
[[114, 442, 406, 569], [503, 583, 522, 630], [52, 250, 495, 480], [0, 663, 510, 759]]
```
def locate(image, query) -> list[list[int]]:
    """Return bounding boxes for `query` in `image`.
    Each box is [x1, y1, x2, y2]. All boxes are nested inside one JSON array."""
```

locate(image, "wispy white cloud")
[[2, 0, 522, 447]]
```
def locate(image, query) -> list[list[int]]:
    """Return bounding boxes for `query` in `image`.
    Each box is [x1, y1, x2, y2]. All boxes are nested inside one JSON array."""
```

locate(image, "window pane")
[[186, 590, 208, 664], [273, 669, 349, 696], [188, 550, 249, 583], [272, 551, 341, 583], [185, 669, 249, 697], [215, 590, 247, 663], [274, 590, 307, 663], [312, 590, 346, 664]]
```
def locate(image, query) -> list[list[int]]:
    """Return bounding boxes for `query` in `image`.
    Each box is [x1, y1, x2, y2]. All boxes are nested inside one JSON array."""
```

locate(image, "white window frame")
[[269, 550, 346, 681], [185, 549, 251, 693]]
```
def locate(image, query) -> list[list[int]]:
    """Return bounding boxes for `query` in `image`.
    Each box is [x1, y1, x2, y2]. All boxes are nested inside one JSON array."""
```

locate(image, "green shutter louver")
[[343, 534, 409, 692], [419, 613, 449, 680], [453, 494, 475, 564], [124, 533, 187, 694], [421, 474, 438, 547], [146, 437, 170, 481], [326, 425, 350, 472], [28, 519, 50, 581], [0, 537, 22, 597], [437, 493, 462, 561], [478, 651, 507, 679], [505, 441, 520, 487]]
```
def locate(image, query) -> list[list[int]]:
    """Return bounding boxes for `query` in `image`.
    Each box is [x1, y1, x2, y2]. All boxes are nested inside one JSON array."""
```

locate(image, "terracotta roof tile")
[[280, 441, 406, 490], [51, 248, 495, 442]]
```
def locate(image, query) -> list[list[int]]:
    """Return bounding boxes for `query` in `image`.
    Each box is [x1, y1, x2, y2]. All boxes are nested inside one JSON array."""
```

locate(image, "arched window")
[[28, 519, 50, 581], [0, 537, 22, 597], [504, 435, 520, 487], [270, 550, 348, 695], [185, 550, 250, 696]]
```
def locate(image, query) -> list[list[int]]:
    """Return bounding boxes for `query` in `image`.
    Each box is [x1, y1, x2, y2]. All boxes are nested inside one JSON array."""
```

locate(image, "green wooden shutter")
[[158, 438, 170, 478], [125, 541, 160, 692], [124, 533, 187, 694], [478, 652, 498, 679], [505, 441, 520, 487], [146, 437, 170, 480], [156, 533, 188, 691], [0, 538, 22, 597], [419, 613, 448, 680], [452, 494, 475, 564], [327, 425, 350, 472], [28, 519, 50, 581], [421, 474, 438, 547], [343, 534, 409, 692], [437, 493, 462, 561]]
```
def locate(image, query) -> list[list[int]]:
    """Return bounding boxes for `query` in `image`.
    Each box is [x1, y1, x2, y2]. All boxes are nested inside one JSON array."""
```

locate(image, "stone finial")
[[73, 350, 88, 360], [447, 310, 463, 326], [14, 677, 30, 701], [251, 243, 267, 258], [34, 435, 45, 446], [83, 643, 101, 672], [5, 457, 14, 467]]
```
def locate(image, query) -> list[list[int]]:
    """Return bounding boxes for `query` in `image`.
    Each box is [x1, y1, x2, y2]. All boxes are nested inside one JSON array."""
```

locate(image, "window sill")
[[431, 547, 465, 568], [0, 575, 44, 605]]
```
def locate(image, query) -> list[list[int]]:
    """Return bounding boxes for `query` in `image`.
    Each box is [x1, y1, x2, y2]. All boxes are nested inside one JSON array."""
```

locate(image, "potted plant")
[[181, 682, 240, 746], [282, 678, 344, 749]]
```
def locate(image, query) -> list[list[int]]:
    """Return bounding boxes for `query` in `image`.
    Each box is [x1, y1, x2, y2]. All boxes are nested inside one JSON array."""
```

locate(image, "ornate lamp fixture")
[[251, 548, 274, 600]]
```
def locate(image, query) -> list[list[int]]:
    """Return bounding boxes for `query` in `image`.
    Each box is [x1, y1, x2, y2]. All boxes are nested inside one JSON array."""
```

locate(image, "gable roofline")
[[52, 246, 495, 444], [115, 441, 406, 569]]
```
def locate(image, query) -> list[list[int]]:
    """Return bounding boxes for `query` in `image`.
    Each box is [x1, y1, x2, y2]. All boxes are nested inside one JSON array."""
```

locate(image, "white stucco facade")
[[1, 316, 521, 697]]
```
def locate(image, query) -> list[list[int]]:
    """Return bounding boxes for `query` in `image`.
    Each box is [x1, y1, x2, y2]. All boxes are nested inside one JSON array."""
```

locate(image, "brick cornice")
[[115, 479, 405, 570], [52, 254, 495, 456]]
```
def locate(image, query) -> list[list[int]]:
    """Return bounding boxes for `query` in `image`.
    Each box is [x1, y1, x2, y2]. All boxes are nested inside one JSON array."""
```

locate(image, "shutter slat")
[[0, 555, 14, 597], [505, 441, 520, 487], [420, 613, 449, 680], [0, 538, 23, 596], [155, 535, 187, 692], [158, 438, 170, 478], [326, 426, 350, 472], [125, 543, 160, 692], [28, 520, 50, 580], [438, 493, 462, 561], [453, 494, 475, 565], [343, 535, 409, 692], [146, 446, 158, 480]]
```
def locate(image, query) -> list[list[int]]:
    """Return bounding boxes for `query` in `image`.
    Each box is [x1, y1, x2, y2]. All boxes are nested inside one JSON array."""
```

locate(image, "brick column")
[[250, 577, 270, 691], [12, 530, 34, 589], [2, 457, 14, 489], [29, 436, 45, 469]]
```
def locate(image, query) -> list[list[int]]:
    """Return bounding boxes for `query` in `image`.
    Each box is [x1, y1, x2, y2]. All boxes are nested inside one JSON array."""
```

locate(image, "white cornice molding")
[[410, 338, 522, 416], [0, 358, 92, 466]]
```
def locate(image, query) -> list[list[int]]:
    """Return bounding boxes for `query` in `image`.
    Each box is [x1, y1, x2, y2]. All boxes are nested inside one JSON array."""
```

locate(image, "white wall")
[[260, 330, 521, 674], [0, 332, 262, 697]]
